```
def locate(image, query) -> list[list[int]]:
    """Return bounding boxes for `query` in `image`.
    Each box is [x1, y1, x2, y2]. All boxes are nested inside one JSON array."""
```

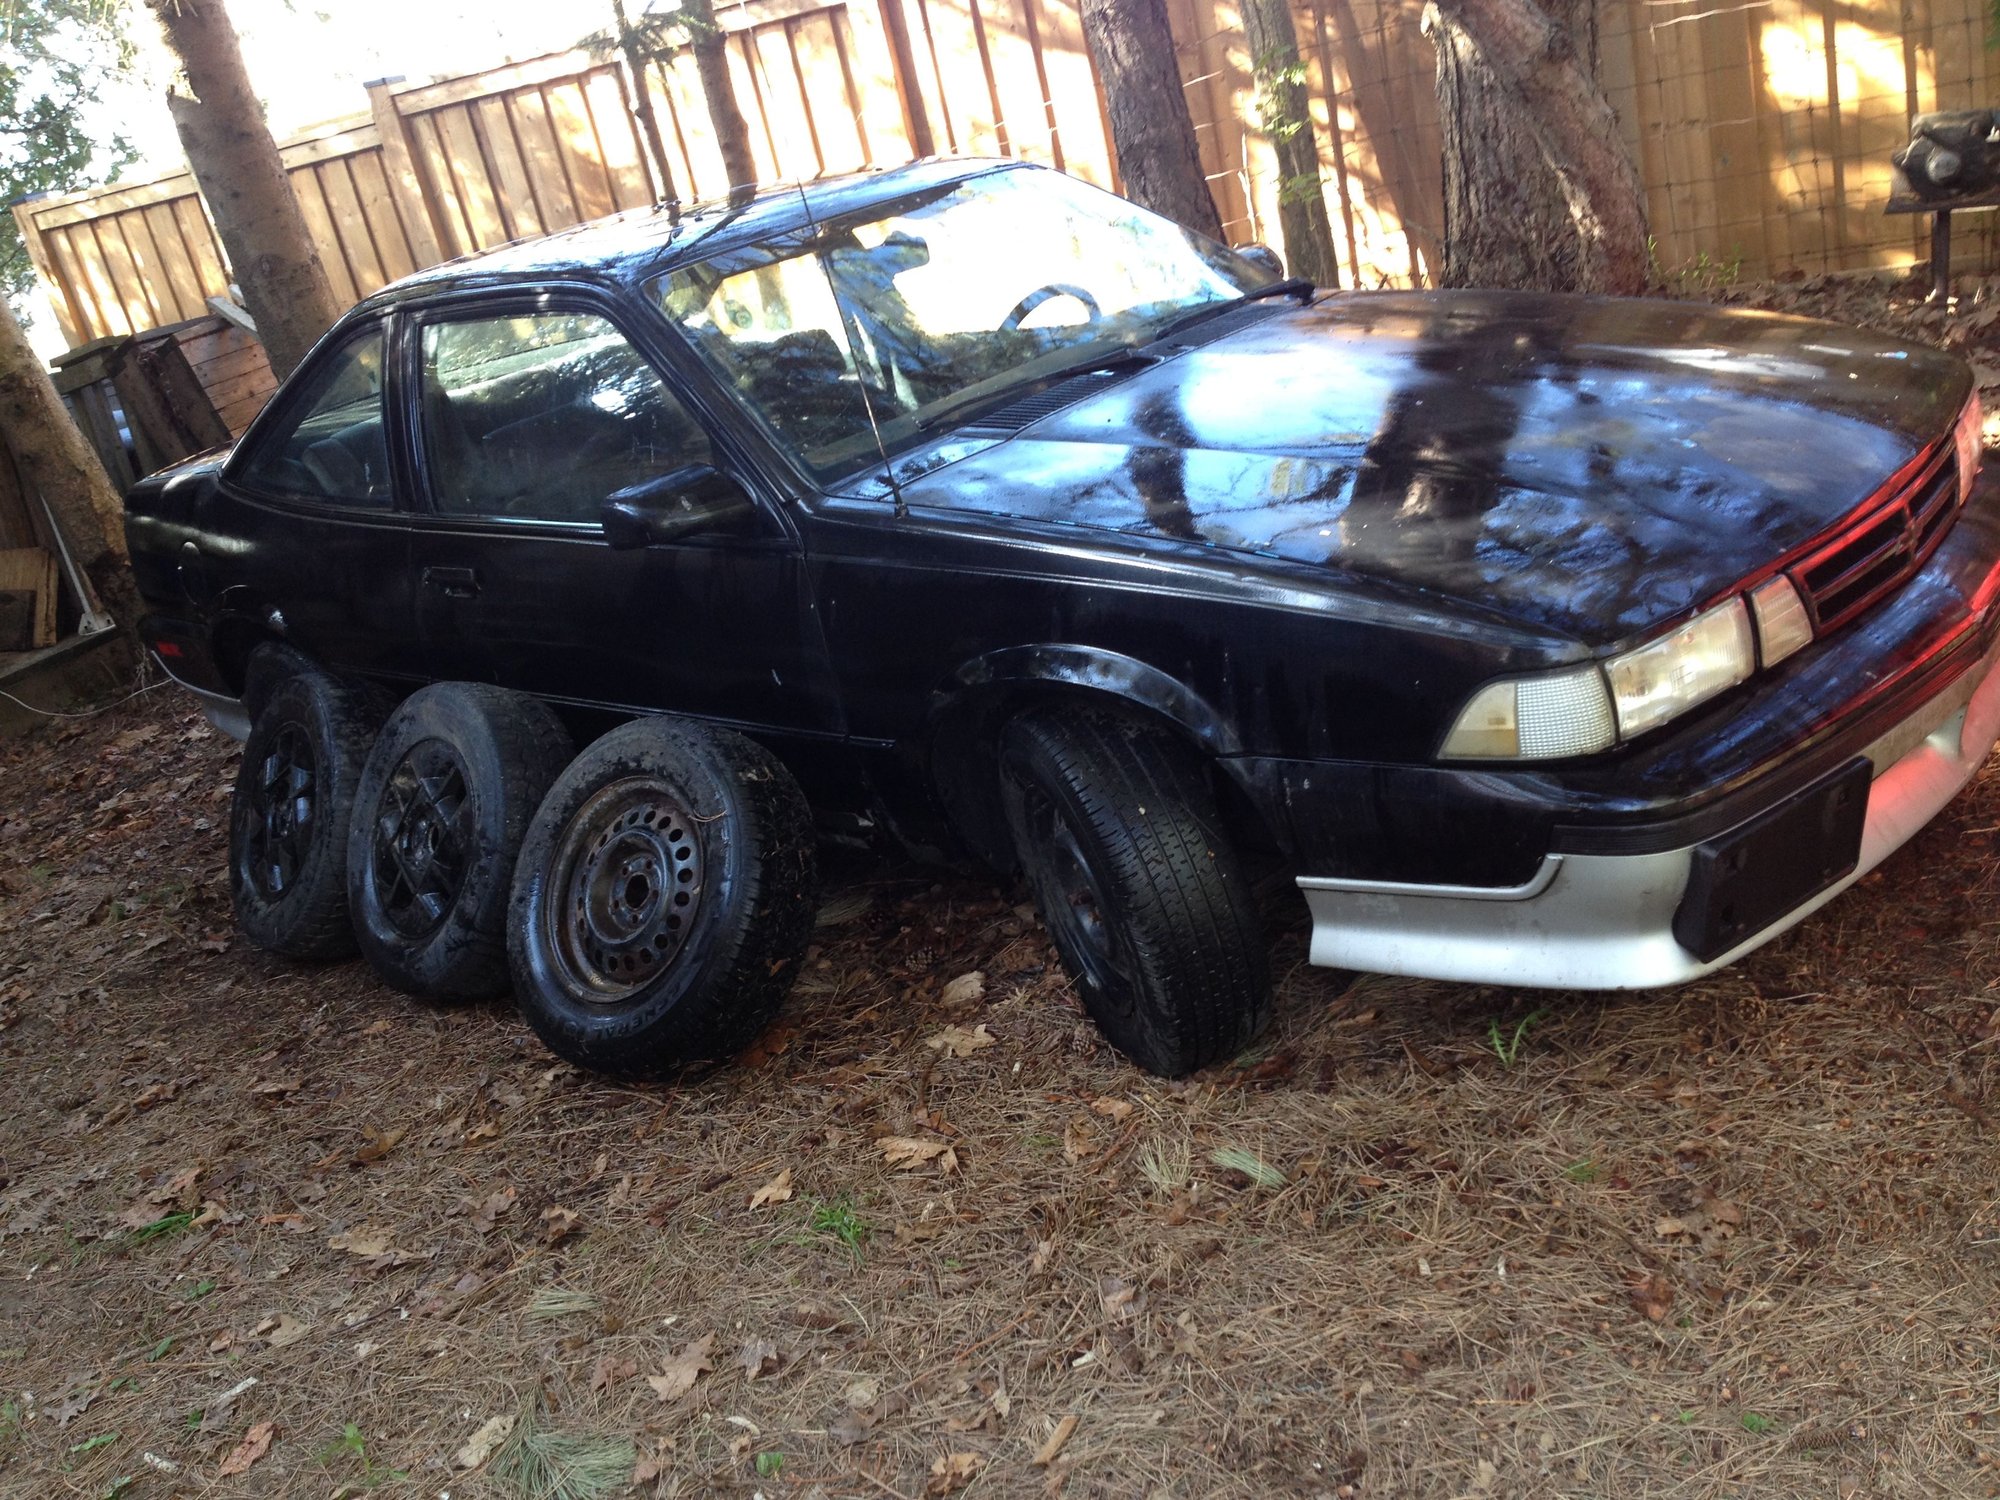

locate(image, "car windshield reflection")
[[651, 166, 1272, 482]]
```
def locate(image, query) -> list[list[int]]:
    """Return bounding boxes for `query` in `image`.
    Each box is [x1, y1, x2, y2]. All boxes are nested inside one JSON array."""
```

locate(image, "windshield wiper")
[[912, 345, 1158, 432], [1149, 277, 1317, 343]]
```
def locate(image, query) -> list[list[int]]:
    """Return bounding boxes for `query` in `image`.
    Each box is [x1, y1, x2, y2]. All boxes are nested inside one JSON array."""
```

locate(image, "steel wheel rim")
[[370, 738, 473, 938], [542, 776, 705, 1003], [245, 722, 318, 901], [1015, 778, 1138, 1009]]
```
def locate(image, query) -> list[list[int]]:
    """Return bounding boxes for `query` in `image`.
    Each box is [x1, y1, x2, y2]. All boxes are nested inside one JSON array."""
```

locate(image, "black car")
[[125, 157, 2000, 1078]]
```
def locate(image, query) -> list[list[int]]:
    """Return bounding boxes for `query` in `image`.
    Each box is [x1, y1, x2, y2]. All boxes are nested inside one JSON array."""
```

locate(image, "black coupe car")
[[125, 157, 2000, 1078]]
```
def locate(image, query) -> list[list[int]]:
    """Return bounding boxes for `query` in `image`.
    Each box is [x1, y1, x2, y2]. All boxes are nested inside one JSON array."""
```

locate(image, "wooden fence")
[[16, 0, 2000, 359]]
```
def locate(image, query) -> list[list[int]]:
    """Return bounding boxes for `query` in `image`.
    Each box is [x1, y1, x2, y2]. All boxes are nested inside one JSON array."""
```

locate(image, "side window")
[[419, 312, 711, 523], [234, 329, 392, 505]]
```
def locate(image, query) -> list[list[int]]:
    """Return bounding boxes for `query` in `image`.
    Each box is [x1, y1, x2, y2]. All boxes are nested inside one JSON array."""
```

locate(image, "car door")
[[203, 318, 422, 686], [402, 294, 837, 741]]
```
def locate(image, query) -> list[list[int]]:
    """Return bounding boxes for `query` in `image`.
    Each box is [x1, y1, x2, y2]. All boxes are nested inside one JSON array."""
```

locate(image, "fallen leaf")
[[353, 1125, 404, 1165], [255, 1313, 309, 1349], [646, 1333, 716, 1401], [940, 971, 986, 1007], [926, 1023, 997, 1059], [327, 1227, 396, 1258], [51, 1389, 95, 1428], [542, 1205, 581, 1243], [1098, 1275, 1142, 1321], [217, 1421, 275, 1477], [739, 1338, 781, 1379], [1089, 1097, 1135, 1122], [748, 1168, 793, 1209], [590, 1354, 639, 1393], [928, 1451, 983, 1494], [251, 1076, 302, 1097], [878, 1136, 960, 1173], [471, 1187, 517, 1234], [1626, 1269, 1674, 1322], [360, 1019, 392, 1037], [845, 1376, 880, 1410], [453, 1414, 515, 1470], [1033, 1413, 1079, 1466]]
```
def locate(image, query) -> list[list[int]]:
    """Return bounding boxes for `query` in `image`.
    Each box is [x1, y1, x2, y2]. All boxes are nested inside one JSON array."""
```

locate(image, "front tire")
[[347, 683, 574, 1001], [507, 717, 817, 1078], [999, 706, 1270, 1076], [229, 668, 381, 960]]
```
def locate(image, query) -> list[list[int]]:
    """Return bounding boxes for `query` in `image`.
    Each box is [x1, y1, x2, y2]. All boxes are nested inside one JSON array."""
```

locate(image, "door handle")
[[421, 565, 480, 599]]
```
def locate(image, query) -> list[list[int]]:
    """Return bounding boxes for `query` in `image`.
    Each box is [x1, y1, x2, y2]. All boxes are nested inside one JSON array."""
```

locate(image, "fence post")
[[364, 77, 453, 265], [8, 195, 85, 347]]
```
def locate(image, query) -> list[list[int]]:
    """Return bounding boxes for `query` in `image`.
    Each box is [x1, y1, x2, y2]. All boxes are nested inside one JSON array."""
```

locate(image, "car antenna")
[[791, 176, 909, 518]]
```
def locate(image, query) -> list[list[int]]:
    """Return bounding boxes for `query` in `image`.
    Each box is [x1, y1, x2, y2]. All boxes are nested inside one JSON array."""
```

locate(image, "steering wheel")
[[1000, 283, 1102, 332]]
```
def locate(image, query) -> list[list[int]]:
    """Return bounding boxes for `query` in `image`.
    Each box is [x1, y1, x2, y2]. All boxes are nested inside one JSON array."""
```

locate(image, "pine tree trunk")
[[1079, 0, 1225, 241], [614, 0, 680, 210], [146, 0, 342, 381], [1424, 0, 1648, 293], [0, 298, 144, 642], [684, 0, 758, 193], [1241, 0, 1341, 286]]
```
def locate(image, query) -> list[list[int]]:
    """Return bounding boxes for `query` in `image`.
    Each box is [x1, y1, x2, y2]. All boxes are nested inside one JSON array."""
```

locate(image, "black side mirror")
[[1238, 244, 1285, 279], [600, 464, 756, 550]]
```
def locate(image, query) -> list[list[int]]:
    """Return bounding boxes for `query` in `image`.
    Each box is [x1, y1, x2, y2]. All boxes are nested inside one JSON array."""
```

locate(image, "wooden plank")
[[88, 216, 152, 336], [11, 199, 85, 346], [754, 22, 823, 177], [47, 224, 117, 342], [37, 173, 198, 230], [0, 550, 58, 649], [543, 81, 619, 220], [366, 78, 451, 264], [432, 104, 511, 249], [1034, 0, 1114, 185], [510, 85, 583, 228], [474, 95, 545, 238], [170, 196, 232, 302], [287, 165, 358, 303], [392, 50, 608, 113], [343, 150, 419, 281], [581, 67, 655, 208]]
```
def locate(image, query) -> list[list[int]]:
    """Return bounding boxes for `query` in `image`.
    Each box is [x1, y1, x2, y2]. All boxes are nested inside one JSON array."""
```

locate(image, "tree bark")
[[1424, 0, 1648, 293], [0, 297, 145, 642], [1079, 0, 1224, 241], [1241, 0, 1341, 286], [147, 0, 341, 382], [683, 0, 759, 194]]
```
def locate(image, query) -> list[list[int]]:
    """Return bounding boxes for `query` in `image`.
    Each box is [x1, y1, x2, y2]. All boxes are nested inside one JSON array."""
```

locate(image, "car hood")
[[897, 290, 1970, 646]]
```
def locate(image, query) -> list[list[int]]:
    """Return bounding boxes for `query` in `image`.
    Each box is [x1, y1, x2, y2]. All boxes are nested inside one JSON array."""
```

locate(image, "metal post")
[[1931, 208, 1953, 305]]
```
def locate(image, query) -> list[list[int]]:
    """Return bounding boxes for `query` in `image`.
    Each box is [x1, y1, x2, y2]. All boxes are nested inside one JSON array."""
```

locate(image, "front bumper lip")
[[1296, 626, 2000, 989]]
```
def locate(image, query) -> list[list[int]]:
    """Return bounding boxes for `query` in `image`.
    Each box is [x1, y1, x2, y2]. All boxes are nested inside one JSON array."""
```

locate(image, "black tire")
[[229, 667, 382, 960], [347, 683, 574, 1001], [507, 716, 817, 1077], [999, 706, 1270, 1076]]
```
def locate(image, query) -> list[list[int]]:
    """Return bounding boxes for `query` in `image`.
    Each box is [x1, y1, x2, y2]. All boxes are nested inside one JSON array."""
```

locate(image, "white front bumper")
[[1296, 632, 2000, 990]]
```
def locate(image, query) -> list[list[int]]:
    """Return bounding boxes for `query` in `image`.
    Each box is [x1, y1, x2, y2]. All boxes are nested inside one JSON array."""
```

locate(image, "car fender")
[[924, 644, 1241, 869]]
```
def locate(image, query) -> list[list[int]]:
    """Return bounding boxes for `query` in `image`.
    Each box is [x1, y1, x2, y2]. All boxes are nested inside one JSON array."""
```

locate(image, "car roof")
[[352, 156, 1021, 310]]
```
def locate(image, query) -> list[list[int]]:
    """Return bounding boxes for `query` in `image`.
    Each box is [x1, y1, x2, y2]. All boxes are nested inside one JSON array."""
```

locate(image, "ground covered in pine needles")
[[7, 271, 2000, 1500]]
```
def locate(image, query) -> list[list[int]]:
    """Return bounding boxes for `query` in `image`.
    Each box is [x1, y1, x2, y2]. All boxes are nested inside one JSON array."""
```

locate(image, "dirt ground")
[[9, 273, 2000, 1500]]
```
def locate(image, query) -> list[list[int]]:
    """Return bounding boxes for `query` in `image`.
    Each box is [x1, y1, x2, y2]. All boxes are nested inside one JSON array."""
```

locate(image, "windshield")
[[652, 166, 1273, 481]]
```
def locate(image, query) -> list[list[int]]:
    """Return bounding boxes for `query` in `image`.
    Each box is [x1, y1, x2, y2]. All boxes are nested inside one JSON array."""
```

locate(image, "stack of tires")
[[228, 648, 817, 1078]]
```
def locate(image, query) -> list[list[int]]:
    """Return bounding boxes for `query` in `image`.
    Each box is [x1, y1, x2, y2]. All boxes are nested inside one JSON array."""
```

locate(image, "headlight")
[[1440, 599, 1755, 760], [1956, 389, 1983, 505], [1603, 598, 1754, 739]]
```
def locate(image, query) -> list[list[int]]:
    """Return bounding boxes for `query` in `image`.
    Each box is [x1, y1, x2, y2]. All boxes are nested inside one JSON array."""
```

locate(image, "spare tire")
[[507, 716, 817, 1077], [347, 683, 574, 1001], [230, 666, 381, 960]]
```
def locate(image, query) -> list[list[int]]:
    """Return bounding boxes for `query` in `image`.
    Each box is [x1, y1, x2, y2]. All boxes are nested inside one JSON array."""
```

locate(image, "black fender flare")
[[925, 644, 1242, 868]]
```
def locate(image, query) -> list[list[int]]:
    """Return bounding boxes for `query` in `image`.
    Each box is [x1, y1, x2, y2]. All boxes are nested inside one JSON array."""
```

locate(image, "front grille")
[[1791, 443, 1959, 634]]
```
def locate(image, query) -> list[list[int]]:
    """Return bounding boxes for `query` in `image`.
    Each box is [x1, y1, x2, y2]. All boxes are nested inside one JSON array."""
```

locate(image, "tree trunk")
[[683, 0, 758, 194], [1079, 0, 1224, 241], [146, 0, 342, 381], [1241, 0, 1341, 286], [613, 0, 681, 212], [1424, 0, 1648, 293], [0, 298, 145, 642]]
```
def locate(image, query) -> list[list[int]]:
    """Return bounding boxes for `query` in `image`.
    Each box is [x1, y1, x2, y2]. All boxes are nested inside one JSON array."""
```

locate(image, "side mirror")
[[1238, 244, 1285, 279], [600, 464, 756, 550]]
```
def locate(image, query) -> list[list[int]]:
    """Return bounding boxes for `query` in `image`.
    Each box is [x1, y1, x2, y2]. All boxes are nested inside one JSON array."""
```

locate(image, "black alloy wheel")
[[370, 739, 474, 938]]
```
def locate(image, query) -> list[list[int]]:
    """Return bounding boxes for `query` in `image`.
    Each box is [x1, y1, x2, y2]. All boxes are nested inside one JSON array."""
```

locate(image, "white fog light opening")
[[1956, 389, 1984, 505], [1748, 575, 1813, 667], [1605, 598, 1755, 740], [1439, 666, 1616, 760]]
